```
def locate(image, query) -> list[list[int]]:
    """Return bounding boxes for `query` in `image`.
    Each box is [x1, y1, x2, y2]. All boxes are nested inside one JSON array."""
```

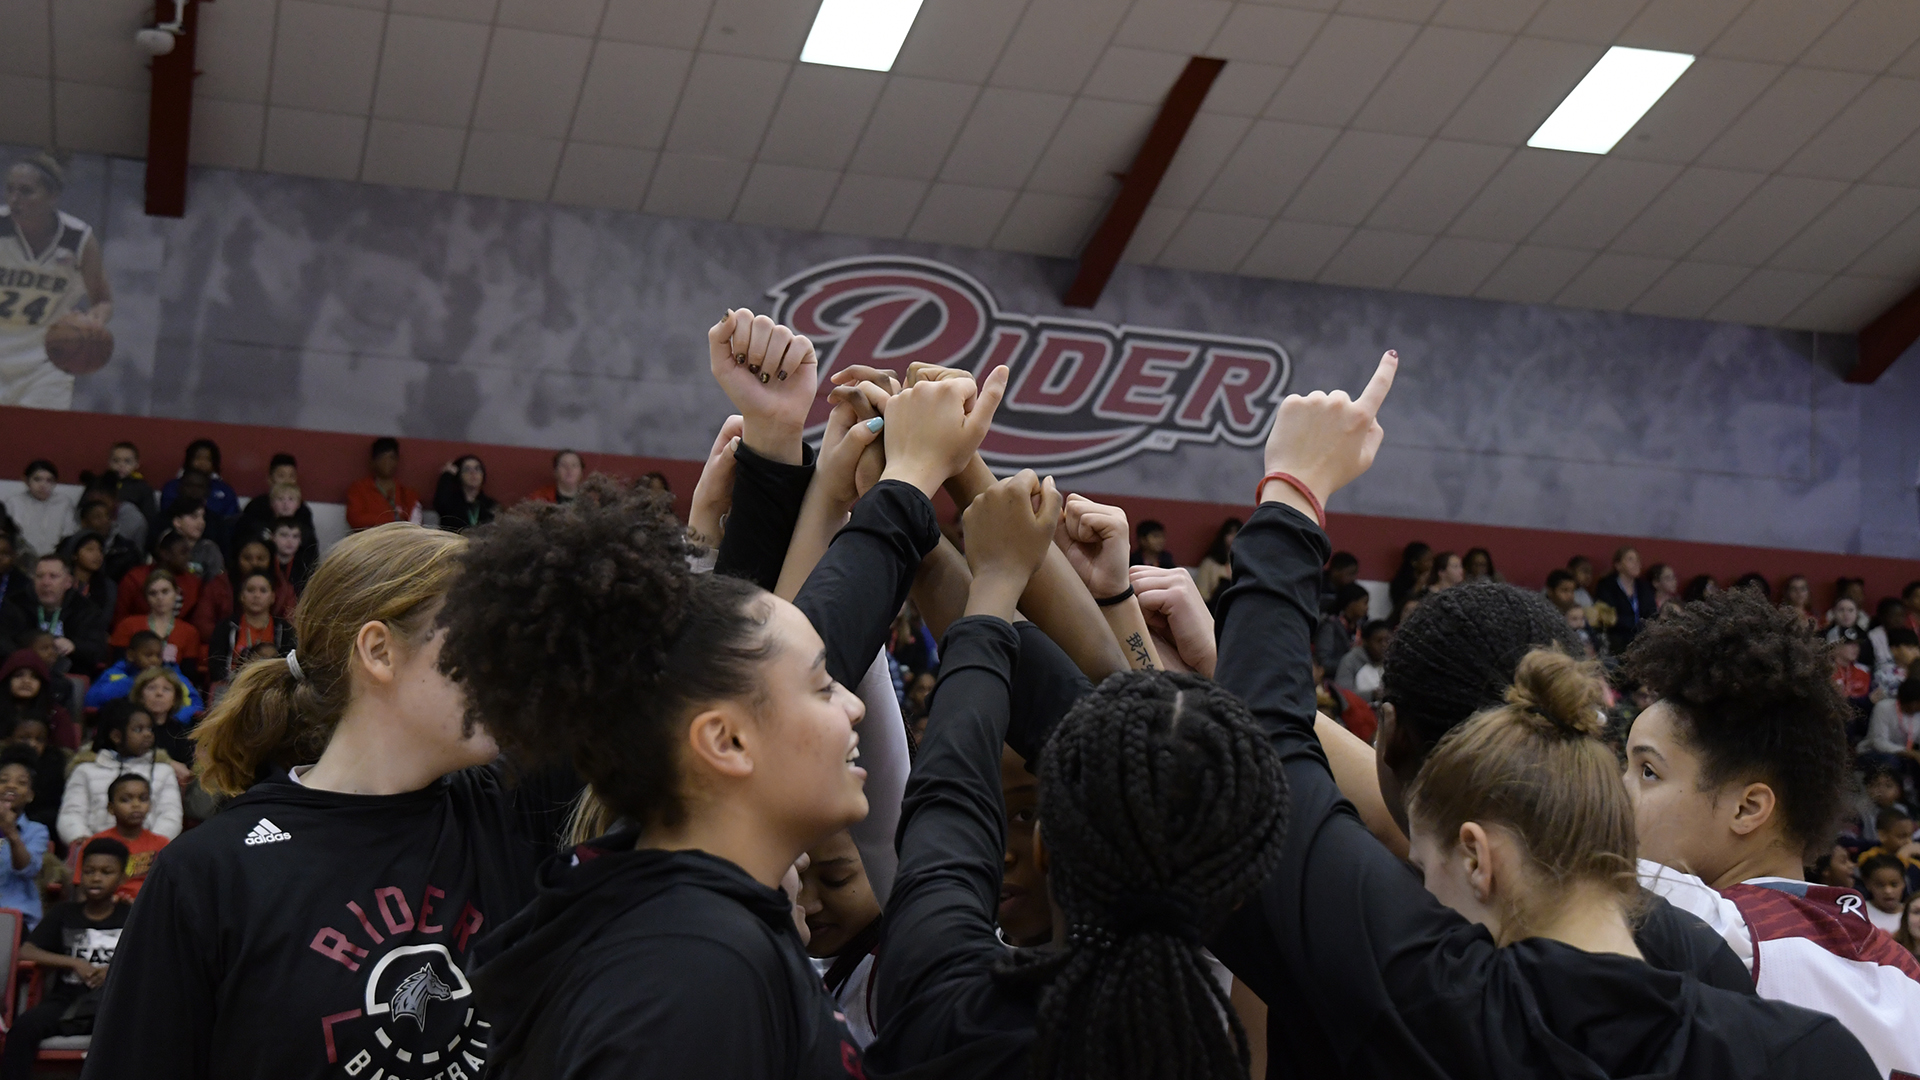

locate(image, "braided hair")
[[1017, 671, 1287, 1080]]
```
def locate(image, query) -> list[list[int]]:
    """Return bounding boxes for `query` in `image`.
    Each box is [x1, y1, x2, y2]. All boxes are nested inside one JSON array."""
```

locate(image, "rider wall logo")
[[769, 256, 1292, 476]]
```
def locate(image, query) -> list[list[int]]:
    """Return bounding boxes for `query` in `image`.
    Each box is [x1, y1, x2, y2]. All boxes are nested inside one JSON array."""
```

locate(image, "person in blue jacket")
[[83, 630, 202, 722]]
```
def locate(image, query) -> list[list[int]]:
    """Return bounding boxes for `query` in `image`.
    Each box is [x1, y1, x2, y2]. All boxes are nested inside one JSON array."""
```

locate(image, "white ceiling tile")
[[391, 0, 499, 22], [940, 87, 1072, 189], [732, 163, 839, 231], [1695, 68, 1871, 173], [1528, 158, 1680, 250], [49, 0, 146, 92], [819, 174, 930, 239], [1800, 0, 1920, 74], [459, 130, 564, 199], [372, 16, 489, 127], [472, 29, 594, 138], [1119, 204, 1185, 264], [1202, 62, 1290, 117], [1521, 0, 1647, 43], [1152, 113, 1254, 209], [907, 184, 1018, 246], [662, 52, 790, 158], [991, 0, 1135, 95], [1266, 15, 1420, 126], [550, 142, 655, 209], [1610, 58, 1781, 166], [1553, 252, 1670, 310], [1780, 77, 1920, 182], [1365, 139, 1510, 232], [1609, 167, 1767, 257], [699, 0, 816, 61], [1318, 229, 1433, 289], [993, 191, 1104, 256], [261, 106, 367, 180], [1206, 5, 1330, 66], [1769, 185, 1920, 274], [1711, 0, 1849, 64], [1447, 148, 1592, 241], [1689, 175, 1850, 264], [1617, 0, 1745, 53], [601, 0, 712, 47], [1081, 47, 1189, 105], [569, 43, 692, 149], [1196, 119, 1341, 216], [1394, 236, 1513, 295], [0, 75, 50, 146], [1027, 98, 1154, 198], [1239, 219, 1353, 280], [1284, 130, 1429, 225], [1438, 35, 1596, 144], [1157, 211, 1269, 272], [1784, 275, 1914, 332], [847, 78, 978, 180], [1350, 26, 1511, 136], [1707, 267, 1829, 326], [1432, 0, 1544, 34], [193, 0, 276, 102], [52, 81, 143, 156], [0, 0, 50, 78], [269, 1, 385, 114], [892, 0, 1027, 83], [1474, 244, 1591, 303], [1337, 0, 1442, 19], [361, 118, 466, 189], [188, 98, 264, 169], [1846, 201, 1920, 276], [758, 65, 886, 171], [1115, 0, 1232, 53], [1626, 262, 1750, 319], [497, 0, 605, 36], [642, 152, 750, 219]]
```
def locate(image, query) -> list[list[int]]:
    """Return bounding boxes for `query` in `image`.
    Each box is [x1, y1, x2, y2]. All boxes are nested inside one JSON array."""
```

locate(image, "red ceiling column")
[[1849, 282, 1920, 384], [144, 0, 202, 218]]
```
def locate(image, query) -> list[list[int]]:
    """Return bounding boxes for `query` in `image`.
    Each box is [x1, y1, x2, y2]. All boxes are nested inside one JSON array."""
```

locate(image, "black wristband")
[[1094, 585, 1135, 608]]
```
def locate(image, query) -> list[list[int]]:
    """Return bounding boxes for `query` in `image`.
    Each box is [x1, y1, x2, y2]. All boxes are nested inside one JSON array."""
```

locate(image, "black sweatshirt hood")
[[470, 828, 800, 1062], [1485, 939, 1692, 1079]]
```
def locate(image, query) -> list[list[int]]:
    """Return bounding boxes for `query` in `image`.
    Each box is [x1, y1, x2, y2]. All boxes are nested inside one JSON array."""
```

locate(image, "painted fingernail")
[[759, 372, 770, 384], [777, 370, 787, 381], [865, 417, 884, 433], [748, 363, 761, 374], [1388, 350, 1398, 358], [734, 353, 746, 365]]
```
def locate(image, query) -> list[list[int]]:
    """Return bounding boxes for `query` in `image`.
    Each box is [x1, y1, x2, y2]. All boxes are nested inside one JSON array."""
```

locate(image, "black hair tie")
[[1109, 890, 1202, 945]]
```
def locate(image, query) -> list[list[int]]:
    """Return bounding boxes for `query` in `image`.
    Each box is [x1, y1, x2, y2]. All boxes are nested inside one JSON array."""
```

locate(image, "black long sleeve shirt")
[[1209, 503, 1875, 1080]]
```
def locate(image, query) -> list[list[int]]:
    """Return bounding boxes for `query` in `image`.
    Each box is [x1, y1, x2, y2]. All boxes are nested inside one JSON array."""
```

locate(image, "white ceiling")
[[6, 0, 1920, 332]]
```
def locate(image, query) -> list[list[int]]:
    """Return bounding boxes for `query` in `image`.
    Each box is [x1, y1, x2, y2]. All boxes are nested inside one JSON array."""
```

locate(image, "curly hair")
[[1379, 581, 1580, 752], [436, 478, 773, 830], [1623, 586, 1851, 856], [1014, 671, 1288, 1080]]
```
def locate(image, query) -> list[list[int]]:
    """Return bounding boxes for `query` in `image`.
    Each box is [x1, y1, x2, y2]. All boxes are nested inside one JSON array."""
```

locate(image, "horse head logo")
[[388, 962, 455, 1031]]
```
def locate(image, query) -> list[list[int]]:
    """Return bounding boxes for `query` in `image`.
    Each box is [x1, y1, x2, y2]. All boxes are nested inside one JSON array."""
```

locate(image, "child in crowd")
[[1128, 518, 1174, 568], [1860, 854, 1911, 936], [0, 648, 72, 752], [112, 530, 201, 625], [1877, 627, 1919, 699], [71, 773, 165, 901], [270, 516, 315, 593], [1832, 631, 1873, 702], [1857, 806, 1920, 896], [1, 837, 129, 1080], [1897, 894, 1920, 961], [60, 703, 183, 844], [109, 569, 203, 681], [8, 716, 68, 842], [0, 745, 52, 928], [344, 437, 422, 529], [84, 630, 204, 719], [1850, 764, 1910, 844], [1334, 619, 1390, 703]]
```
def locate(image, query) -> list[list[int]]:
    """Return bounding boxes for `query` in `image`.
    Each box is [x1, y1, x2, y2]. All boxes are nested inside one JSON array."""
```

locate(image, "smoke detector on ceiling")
[[134, 28, 176, 55]]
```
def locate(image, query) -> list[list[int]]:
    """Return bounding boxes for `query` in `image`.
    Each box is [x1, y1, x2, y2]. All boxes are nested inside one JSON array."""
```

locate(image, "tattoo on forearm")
[[1126, 632, 1156, 670]]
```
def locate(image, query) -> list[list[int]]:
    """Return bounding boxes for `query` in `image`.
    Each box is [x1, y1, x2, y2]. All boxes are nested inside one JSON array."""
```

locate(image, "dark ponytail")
[[1017, 672, 1288, 1080]]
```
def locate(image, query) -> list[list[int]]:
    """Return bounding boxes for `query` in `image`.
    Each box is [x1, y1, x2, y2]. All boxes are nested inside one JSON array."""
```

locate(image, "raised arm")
[[707, 309, 819, 588], [1054, 493, 1162, 671]]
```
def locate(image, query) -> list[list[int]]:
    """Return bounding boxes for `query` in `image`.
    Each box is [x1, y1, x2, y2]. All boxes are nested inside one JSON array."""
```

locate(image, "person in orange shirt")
[[526, 448, 586, 505], [71, 774, 166, 901], [109, 570, 203, 678], [344, 437, 421, 531]]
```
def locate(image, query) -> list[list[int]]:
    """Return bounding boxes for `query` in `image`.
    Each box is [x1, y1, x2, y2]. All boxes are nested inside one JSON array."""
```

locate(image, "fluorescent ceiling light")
[[1528, 46, 1694, 155], [800, 0, 925, 72]]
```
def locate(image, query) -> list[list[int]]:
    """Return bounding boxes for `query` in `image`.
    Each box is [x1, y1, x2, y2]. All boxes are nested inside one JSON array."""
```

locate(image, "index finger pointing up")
[[1356, 349, 1399, 414]]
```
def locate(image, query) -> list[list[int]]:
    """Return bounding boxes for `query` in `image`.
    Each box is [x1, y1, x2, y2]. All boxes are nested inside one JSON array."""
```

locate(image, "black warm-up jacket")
[[467, 478, 942, 1078], [1208, 502, 1877, 1080]]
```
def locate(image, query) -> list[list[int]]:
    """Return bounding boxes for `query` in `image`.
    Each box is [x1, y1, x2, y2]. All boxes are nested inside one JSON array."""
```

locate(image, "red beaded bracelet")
[[1257, 471, 1325, 529]]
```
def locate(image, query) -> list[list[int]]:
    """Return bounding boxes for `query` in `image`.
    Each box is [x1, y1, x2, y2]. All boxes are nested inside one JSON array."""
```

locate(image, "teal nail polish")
[[865, 417, 884, 433]]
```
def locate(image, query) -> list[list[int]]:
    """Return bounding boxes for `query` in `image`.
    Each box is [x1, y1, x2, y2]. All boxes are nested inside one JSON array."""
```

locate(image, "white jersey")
[[0, 205, 93, 409]]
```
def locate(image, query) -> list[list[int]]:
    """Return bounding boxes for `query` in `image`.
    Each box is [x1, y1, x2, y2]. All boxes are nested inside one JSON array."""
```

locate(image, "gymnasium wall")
[[7, 143, 1920, 566]]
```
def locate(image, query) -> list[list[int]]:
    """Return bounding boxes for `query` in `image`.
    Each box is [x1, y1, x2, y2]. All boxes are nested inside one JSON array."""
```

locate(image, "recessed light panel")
[[1528, 46, 1695, 155], [800, 0, 925, 72]]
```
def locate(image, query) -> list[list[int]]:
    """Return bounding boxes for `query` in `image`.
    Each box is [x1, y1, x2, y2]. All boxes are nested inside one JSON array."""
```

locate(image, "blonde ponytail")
[[193, 524, 465, 795]]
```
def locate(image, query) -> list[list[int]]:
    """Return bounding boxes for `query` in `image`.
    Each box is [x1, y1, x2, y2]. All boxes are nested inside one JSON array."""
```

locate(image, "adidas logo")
[[243, 818, 292, 846]]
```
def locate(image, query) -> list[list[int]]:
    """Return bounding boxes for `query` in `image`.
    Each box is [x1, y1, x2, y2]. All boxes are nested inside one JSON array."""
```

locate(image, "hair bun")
[[1503, 649, 1607, 739]]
